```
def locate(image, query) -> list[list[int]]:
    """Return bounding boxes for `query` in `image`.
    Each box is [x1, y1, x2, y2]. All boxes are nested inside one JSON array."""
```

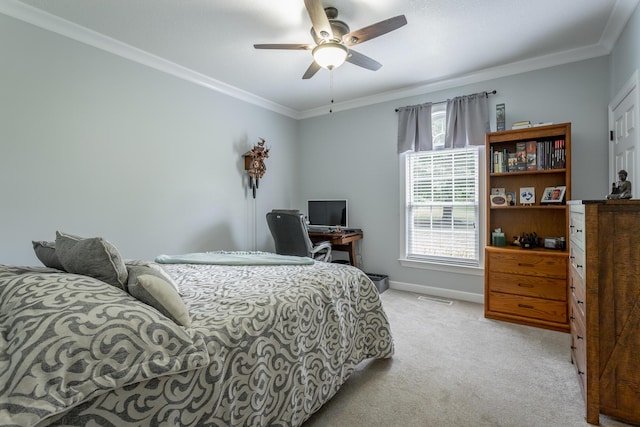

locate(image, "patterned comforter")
[[0, 261, 393, 426]]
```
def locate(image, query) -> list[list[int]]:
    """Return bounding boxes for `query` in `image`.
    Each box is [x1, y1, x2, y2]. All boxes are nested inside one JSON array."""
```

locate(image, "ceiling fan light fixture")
[[312, 42, 348, 70]]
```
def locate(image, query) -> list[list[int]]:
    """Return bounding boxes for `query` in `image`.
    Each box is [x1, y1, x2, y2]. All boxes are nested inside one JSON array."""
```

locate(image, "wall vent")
[[417, 295, 453, 305]]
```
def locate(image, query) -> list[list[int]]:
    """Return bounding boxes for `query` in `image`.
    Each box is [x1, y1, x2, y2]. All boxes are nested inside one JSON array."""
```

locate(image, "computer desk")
[[308, 229, 363, 268]]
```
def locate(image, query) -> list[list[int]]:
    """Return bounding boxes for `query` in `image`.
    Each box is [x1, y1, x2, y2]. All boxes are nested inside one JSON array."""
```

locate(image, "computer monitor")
[[307, 199, 348, 228]]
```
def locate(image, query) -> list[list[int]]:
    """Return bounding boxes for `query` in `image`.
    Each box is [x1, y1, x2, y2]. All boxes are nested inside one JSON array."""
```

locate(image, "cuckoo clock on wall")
[[243, 138, 269, 198]]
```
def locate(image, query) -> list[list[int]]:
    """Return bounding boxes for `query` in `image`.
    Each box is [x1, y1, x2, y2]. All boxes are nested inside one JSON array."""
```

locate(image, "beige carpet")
[[303, 289, 631, 427]]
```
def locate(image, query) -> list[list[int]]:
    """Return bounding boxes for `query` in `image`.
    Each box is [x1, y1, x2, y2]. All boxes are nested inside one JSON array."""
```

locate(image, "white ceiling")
[[4, 0, 639, 118]]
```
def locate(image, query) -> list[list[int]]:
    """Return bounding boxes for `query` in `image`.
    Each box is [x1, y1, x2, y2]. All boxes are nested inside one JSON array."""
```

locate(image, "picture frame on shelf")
[[519, 187, 535, 205], [541, 185, 566, 204], [505, 191, 516, 206], [490, 194, 507, 207]]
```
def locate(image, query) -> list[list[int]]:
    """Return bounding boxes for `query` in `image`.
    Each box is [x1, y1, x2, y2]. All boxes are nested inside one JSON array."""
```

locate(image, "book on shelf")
[[537, 141, 545, 170], [515, 142, 527, 171], [526, 141, 537, 170], [512, 120, 531, 129], [532, 122, 554, 127], [507, 152, 517, 172], [492, 150, 501, 173], [536, 138, 566, 170], [489, 147, 495, 173], [489, 136, 566, 174], [555, 138, 566, 169], [492, 149, 512, 173], [512, 121, 554, 129]]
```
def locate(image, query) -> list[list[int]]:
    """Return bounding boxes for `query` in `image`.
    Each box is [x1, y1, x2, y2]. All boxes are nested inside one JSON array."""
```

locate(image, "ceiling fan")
[[254, 0, 407, 79]]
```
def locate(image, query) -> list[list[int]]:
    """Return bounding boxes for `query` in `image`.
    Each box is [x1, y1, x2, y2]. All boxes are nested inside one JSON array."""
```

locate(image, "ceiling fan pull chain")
[[329, 70, 334, 113]]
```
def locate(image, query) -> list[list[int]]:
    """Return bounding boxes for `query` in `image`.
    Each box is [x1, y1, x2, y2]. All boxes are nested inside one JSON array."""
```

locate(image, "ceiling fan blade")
[[254, 43, 313, 50], [302, 62, 321, 79], [346, 49, 382, 71], [343, 15, 407, 46], [304, 0, 333, 40]]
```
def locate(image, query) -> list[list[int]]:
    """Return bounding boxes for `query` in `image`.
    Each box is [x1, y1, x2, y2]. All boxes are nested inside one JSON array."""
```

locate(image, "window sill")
[[398, 258, 484, 276]]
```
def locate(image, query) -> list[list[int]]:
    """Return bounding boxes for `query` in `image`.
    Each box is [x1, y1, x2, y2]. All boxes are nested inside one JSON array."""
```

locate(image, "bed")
[[0, 235, 394, 427]]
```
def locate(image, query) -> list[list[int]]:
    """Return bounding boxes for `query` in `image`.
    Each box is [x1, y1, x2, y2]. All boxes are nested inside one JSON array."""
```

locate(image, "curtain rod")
[[394, 90, 497, 112]]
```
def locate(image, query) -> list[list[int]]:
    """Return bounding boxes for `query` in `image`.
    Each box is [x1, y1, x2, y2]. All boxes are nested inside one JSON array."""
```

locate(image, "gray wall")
[[609, 3, 640, 98], [299, 57, 610, 296], [0, 14, 299, 265], [2, 3, 639, 300]]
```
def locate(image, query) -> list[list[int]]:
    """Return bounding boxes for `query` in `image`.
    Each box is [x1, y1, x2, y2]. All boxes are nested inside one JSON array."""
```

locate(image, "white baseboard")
[[389, 280, 484, 304]]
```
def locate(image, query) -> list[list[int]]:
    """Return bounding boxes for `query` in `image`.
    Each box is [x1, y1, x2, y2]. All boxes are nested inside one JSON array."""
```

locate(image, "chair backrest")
[[266, 211, 313, 257]]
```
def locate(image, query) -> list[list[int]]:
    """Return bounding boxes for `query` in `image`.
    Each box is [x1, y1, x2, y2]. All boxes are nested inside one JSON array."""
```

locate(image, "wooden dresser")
[[568, 200, 640, 425]]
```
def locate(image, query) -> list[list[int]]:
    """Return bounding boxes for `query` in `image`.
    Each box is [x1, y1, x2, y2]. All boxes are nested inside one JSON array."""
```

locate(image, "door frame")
[[608, 69, 640, 193]]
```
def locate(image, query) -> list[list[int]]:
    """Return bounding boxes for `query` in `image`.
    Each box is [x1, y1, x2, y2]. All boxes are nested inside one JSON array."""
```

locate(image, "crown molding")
[[0, 0, 300, 120], [599, 0, 640, 50], [2, 0, 636, 121], [297, 0, 639, 118], [299, 43, 611, 119]]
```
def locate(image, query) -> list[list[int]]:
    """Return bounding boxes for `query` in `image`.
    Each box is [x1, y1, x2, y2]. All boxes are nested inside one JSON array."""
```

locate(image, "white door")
[[609, 70, 640, 197]]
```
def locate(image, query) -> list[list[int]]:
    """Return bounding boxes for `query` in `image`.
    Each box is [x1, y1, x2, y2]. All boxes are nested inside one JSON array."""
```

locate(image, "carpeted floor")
[[303, 289, 632, 427]]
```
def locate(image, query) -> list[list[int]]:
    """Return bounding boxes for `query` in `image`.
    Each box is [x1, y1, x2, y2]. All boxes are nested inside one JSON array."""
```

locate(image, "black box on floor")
[[366, 273, 388, 293]]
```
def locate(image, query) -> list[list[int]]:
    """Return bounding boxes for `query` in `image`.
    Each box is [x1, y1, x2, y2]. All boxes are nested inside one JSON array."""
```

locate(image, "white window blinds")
[[405, 146, 479, 266]]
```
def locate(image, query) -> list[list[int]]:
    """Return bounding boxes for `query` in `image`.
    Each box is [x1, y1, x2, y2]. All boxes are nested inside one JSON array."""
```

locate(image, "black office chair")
[[266, 210, 332, 262]]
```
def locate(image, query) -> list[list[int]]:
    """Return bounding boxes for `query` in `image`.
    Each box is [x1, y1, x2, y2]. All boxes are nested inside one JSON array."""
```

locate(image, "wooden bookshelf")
[[484, 123, 571, 332]]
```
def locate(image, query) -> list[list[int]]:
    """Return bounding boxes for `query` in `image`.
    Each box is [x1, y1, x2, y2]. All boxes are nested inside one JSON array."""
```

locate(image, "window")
[[401, 107, 481, 267]]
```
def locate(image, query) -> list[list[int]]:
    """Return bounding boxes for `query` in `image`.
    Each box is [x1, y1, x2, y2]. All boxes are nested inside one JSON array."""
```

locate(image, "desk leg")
[[348, 243, 358, 268], [331, 243, 358, 268]]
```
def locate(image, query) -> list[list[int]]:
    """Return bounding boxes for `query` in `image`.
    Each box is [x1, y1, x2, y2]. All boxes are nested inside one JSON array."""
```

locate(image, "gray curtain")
[[397, 103, 433, 153], [445, 91, 490, 148]]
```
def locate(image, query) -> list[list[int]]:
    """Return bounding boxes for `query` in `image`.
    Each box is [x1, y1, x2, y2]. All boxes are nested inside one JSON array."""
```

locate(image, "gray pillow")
[[32, 240, 65, 270], [124, 259, 181, 294], [55, 231, 128, 290], [126, 265, 191, 327]]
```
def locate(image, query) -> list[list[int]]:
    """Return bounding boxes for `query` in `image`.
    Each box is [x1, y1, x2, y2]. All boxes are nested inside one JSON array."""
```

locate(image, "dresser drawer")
[[488, 291, 567, 323], [570, 299, 587, 397], [569, 244, 585, 279], [569, 206, 585, 250], [487, 251, 567, 280], [489, 271, 566, 301], [570, 267, 586, 318]]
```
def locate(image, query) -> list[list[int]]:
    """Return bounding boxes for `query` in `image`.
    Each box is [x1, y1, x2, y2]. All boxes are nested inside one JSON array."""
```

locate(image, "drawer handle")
[[570, 315, 575, 321], [518, 304, 534, 309], [569, 255, 575, 259], [577, 335, 584, 340], [578, 370, 585, 376], [517, 283, 534, 288], [571, 345, 576, 350], [576, 264, 583, 268], [577, 300, 584, 305], [570, 285, 575, 290], [518, 263, 535, 267]]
